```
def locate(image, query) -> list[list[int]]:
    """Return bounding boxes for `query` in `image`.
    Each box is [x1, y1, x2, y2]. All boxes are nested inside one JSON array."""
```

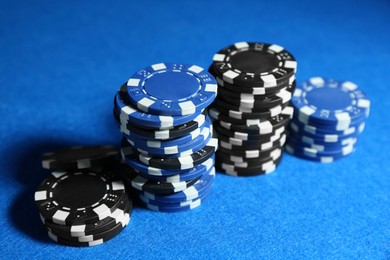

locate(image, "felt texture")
[[0, 0, 389, 259]]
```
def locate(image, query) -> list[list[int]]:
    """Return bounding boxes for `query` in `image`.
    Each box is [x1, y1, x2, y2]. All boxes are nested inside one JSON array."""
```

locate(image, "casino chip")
[[286, 77, 370, 163], [35, 166, 132, 246], [42, 146, 118, 170], [124, 63, 217, 116], [209, 42, 297, 176], [115, 63, 217, 211]]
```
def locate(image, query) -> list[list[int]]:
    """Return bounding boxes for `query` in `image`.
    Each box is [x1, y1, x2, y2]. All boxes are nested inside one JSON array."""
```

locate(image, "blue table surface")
[[1, 0, 389, 259]]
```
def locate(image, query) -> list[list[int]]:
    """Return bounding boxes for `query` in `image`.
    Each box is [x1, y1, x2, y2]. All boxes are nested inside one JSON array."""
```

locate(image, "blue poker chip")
[[123, 116, 209, 151], [286, 134, 357, 153], [136, 125, 212, 158], [292, 77, 370, 129], [288, 131, 359, 146], [115, 84, 204, 128], [137, 188, 212, 213], [285, 144, 355, 163], [130, 118, 212, 157], [138, 185, 212, 207], [286, 142, 355, 157], [289, 119, 366, 136], [140, 168, 215, 203], [287, 122, 364, 143], [135, 156, 215, 183], [125, 63, 217, 116]]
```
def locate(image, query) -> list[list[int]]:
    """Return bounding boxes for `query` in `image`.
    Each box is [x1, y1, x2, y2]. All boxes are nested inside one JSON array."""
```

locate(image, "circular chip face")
[[34, 170, 126, 226], [211, 42, 297, 88], [291, 77, 370, 127], [124, 63, 217, 116], [41, 146, 118, 170], [41, 194, 132, 238], [115, 85, 203, 128]]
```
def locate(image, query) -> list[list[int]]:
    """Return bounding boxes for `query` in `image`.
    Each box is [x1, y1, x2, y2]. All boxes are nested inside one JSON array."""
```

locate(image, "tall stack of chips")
[[114, 63, 218, 212], [209, 42, 297, 176], [286, 77, 370, 162]]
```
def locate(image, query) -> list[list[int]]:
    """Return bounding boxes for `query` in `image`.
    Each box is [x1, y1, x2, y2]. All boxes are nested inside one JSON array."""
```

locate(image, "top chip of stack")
[[209, 42, 297, 176], [285, 77, 370, 163], [114, 63, 218, 212], [36, 146, 132, 247]]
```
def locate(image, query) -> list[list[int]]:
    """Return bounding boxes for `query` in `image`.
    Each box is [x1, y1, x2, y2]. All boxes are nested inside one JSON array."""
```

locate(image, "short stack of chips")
[[35, 146, 132, 247], [113, 63, 218, 212], [286, 77, 370, 162], [208, 42, 297, 176]]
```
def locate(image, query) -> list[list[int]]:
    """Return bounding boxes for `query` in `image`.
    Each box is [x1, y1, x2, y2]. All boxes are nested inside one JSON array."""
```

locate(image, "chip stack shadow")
[[114, 63, 218, 212], [286, 77, 370, 162], [209, 42, 297, 176]]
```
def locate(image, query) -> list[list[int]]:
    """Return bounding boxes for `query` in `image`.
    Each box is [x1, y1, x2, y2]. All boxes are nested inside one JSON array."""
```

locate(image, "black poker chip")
[[46, 220, 127, 247], [218, 141, 283, 159], [41, 146, 118, 170], [34, 170, 126, 226], [218, 134, 286, 152], [214, 121, 286, 141], [216, 148, 282, 167], [41, 193, 132, 238], [121, 165, 201, 195], [137, 138, 218, 170], [116, 108, 208, 140], [210, 42, 297, 89], [217, 106, 293, 135], [216, 156, 283, 177]]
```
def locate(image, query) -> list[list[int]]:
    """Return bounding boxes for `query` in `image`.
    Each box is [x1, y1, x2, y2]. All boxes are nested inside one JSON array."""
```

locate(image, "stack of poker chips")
[[35, 146, 132, 247], [286, 77, 370, 162], [114, 63, 218, 212], [208, 42, 297, 177]]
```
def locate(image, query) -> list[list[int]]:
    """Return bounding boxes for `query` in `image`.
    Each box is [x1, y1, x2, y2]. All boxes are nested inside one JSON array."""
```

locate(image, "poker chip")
[[35, 170, 126, 226], [119, 109, 207, 140], [134, 157, 214, 183], [124, 63, 217, 116], [140, 168, 215, 203], [42, 194, 131, 238], [115, 85, 203, 129], [134, 122, 212, 157], [291, 77, 370, 127], [138, 138, 218, 170], [121, 164, 202, 195], [46, 219, 129, 247], [286, 77, 370, 163], [41, 146, 118, 170], [218, 86, 293, 110], [216, 156, 283, 177], [211, 42, 297, 89], [216, 149, 282, 168]]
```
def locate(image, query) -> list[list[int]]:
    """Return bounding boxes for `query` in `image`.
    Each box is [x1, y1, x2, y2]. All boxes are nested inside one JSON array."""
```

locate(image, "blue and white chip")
[[125, 63, 217, 116], [292, 77, 370, 129]]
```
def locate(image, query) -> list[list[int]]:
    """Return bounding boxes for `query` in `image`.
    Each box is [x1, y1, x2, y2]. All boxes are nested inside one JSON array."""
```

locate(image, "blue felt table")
[[1, 0, 389, 259]]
